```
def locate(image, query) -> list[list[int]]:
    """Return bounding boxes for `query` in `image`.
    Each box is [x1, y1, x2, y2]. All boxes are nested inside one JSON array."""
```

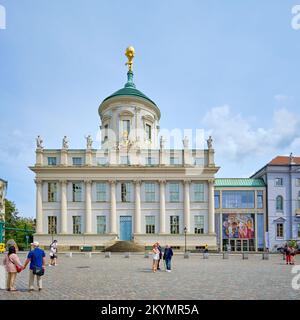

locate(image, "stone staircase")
[[105, 240, 145, 252]]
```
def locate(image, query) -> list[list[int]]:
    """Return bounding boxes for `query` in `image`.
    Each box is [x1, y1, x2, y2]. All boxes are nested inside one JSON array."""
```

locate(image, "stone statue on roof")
[[36, 135, 43, 149], [207, 136, 213, 149], [62, 136, 69, 149]]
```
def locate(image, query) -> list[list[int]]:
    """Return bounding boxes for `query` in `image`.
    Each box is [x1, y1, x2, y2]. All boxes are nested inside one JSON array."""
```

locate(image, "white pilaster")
[[35, 179, 43, 234], [208, 179, 215, 234], [60, 180, 68, 234], [110, 180, 117, 234], [85, 180, 92, 234], [184, 180, 191, 233], [159, 180, 166, 233], [134, 180, 141, 234]]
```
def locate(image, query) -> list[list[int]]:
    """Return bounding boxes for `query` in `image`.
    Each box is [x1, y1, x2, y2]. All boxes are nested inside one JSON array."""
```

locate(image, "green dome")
[[102, 71, 157, 106]]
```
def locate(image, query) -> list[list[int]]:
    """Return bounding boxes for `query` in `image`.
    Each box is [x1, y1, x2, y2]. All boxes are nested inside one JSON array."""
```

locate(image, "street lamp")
[[184, 226, 187, 253]]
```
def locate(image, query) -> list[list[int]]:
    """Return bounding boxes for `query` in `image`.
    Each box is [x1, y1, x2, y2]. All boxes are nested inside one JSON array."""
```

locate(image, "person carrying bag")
[[3, 246, 23, 291]]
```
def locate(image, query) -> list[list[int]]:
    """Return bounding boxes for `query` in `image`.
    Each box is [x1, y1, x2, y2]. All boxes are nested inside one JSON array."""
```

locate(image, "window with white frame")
[[194, 215, 204, 234], [145, 216, 155, 234], [296, 178, 300, 187], [276, 223, 284, 238], [276, 195, 283, 211], [72, 157, 83, 166], [121, 182, 131, 202], [48, 216, 57, 234], [145, 124, 151, 140], [169, 183, 180, 202], [194, 157, 204, 166], [96, 183, 106, 202], [275, 178, 283, 186], [194, 183, 204, 202], [97, 157, 108, 166], [72, 183, 82, 202], [170, 216, 179, 234], [96, 216, 106, 234], [257, 191, 264, 209], [48, 182, 57, 202], [122, 120, 130, 136], [48, 157, 57, 166], [170, 156, 180, 165], [145, 182, 155, 202], [73, 216, 82, 234]]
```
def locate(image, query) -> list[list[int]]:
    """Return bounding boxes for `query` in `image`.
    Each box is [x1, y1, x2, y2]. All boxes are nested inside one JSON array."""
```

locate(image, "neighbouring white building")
[[30, 47, 219, 251]]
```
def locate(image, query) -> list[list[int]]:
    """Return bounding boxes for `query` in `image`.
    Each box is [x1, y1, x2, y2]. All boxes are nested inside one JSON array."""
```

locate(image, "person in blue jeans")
[[23, 241, 46, 292], [163, 245, 173, 272]]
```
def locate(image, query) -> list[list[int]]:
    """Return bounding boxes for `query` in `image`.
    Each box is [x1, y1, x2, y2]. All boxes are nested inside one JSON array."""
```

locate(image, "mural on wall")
[[222, 214, 255, 239]]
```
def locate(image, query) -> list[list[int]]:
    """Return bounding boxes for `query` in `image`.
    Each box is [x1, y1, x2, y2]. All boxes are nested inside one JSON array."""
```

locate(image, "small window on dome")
[[146, 124, 151, 141]]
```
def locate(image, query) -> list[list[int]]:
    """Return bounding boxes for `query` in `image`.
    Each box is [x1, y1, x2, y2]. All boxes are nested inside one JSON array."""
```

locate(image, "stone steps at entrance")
[[105, 240, 145, 252]]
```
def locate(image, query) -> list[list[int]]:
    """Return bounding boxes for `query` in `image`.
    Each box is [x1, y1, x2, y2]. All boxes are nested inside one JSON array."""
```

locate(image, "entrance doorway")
[[120, 216, 132, 241], [223, 239, 255, 252]]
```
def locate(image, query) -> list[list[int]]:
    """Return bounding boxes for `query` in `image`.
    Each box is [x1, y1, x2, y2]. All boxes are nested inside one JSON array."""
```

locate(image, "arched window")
[[276, 195, 283, 211]]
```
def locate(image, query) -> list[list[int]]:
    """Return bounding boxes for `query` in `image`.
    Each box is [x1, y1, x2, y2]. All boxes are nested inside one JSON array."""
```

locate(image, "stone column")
[[61, 149, 68, 166], [134, 180, 141, 234], [109, 180, 117, 234], [35, 179, 43, 234], [159, 180, 166, 233], [208, 179, 215, 234], [85, 180, 92, 234], [60, 180, 68, 234], [184, 180, 191, 233], [35, 148, 43, 166]]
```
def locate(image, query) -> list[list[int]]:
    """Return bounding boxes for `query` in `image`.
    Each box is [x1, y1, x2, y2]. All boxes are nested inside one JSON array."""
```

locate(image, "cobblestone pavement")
[[0, 253, 299, 300]]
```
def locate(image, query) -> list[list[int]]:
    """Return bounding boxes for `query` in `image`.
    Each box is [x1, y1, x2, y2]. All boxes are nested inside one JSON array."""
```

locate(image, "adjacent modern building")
[[214, 178, 266, 252], [251, 155, 300, 251], [30, 47, 220, 250]]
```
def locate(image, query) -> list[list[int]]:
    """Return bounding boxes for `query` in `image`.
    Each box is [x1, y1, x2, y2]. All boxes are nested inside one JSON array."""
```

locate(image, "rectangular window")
[[194, 216, 204, 234], [257, 191, 263, 209], [194, 183, 204, 202], [297, 224, 300, 238], [96, 216, 106, 234], [72, 157, 83, 166], [145, 182, 155, 202], [146, 124, 151, 140], [275, 178, 283, 186], [73, 216, 82, 234], [222, 191, 255, 209], [214, 191, 220, 209], [296, 178, 300, 187], [169, 183, 180, 202], [194, 157, 204, 166], [121, 182, 131, 202], [170, 216, 179, 234], [121, 156, 130, 165], [170, 157, 180, 165], [48, 216, 57, 234], [104, 124, 109, 141], [96, 183, 106, 202], [72, 183, 82, 202], [48, 157, 57, 166], [97, 157, 108, 165], [276, 223, 284, 238], [122, 120, 130, 135], [48, 182, 57, 202], [145, 216, 155, 234]]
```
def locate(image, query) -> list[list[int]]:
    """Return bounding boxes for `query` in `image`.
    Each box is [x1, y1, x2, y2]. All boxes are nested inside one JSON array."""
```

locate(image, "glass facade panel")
[[214, 191, 220, 209], [257, 191, 263, 209], [222, 191, 255, 209]]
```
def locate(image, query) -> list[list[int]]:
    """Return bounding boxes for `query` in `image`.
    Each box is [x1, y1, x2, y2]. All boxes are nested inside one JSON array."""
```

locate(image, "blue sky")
[[0, 0, 300, 217]]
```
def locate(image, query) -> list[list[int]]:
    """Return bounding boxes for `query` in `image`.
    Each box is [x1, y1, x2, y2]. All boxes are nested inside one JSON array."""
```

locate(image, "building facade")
[[214, 178, 266, 252], [30, 48, 220, 250], [251, 155, 300, 251]]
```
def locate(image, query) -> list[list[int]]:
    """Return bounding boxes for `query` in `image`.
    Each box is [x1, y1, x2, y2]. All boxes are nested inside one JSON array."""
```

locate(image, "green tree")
[[4, 199, 35, 250]]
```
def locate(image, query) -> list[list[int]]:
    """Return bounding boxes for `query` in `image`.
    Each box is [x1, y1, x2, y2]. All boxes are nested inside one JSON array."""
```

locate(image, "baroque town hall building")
[[30, 47, 220, 250]]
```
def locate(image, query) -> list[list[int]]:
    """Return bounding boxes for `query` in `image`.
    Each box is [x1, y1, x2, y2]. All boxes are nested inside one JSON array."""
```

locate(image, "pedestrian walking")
[[152, 243, 160, 273], [204, 243, 209, 258], [156, 242, 162, 270], [290, 246, 296, 265], [49, 240, 58, 266], [163, 245, 173, 272], [284, 245, 292, 265], [2, 246, 23, 291], [23, 241, 46, 291]]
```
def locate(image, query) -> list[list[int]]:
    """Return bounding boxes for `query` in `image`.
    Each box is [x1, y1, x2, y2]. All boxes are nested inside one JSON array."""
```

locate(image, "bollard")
[[124, 252, 130, 258], [242, 252, 249, 260], [65, 252, 73, 258], [184, 252, 190, 259], [86, 252, 92, 258], [203, 252, 209, 259], [0, 265, 6, 290], [262, 252, 269, 260], [105, 252, 111, 258], [223, 252, 229, 259], [144, 252, 149, 258]]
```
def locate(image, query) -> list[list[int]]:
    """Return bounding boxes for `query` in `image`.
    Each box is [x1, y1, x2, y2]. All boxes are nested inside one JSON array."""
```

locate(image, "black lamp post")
[[184, 226, 187, 253]]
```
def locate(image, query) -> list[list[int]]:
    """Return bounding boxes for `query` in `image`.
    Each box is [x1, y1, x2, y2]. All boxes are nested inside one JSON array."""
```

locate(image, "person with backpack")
[[23, 241, 46, 291], [163, 244, 173, 272], [2, 246, 23, 291]]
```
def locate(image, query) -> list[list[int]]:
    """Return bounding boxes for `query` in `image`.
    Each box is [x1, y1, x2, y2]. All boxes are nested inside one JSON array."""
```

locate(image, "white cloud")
[[202, 105, 300, 161]]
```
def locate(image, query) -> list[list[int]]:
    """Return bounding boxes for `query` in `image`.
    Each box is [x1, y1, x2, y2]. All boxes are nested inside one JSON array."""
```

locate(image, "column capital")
[[109, 180, 116, 185], [84, 179, 93, 184], [159, 179, 166, 184], [59, 180, 68, 184], [133, 179, 142, 185], [34, 179, 43, 185], [208, 178, 215, 184], [183, 179, 191, 185]]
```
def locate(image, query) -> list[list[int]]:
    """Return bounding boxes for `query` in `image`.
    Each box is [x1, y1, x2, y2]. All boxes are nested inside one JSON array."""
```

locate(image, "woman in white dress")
[[152, 243, 160, 272]]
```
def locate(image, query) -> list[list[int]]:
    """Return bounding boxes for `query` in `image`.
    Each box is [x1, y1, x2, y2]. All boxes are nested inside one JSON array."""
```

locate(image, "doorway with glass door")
[[119, 216, 132, 241]]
